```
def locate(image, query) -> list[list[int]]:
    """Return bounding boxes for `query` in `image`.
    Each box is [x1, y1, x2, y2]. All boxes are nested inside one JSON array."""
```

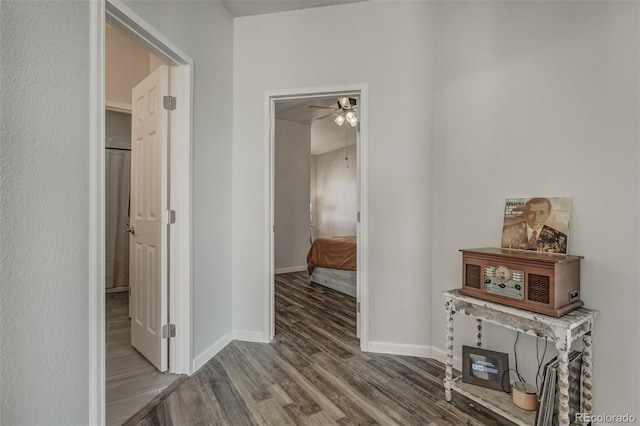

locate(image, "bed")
[[306, 236, 357, 297]]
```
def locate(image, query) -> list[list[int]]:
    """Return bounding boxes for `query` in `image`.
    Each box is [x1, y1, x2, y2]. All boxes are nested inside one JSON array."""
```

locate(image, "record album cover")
[[501, 197, 571, 254]]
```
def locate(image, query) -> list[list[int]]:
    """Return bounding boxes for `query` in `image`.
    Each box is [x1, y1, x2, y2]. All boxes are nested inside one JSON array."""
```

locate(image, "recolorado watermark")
[[575, 413, 637, 424]]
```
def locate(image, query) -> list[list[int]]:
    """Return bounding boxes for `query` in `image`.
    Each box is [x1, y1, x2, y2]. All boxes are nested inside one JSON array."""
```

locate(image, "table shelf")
[[442, 289, 598, 426], [452, 377, 536, 426]]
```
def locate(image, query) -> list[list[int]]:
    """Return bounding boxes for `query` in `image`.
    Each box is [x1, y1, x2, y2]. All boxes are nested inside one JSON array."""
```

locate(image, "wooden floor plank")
[[131, 272, 517, 425], [105, 293, 183, 425]]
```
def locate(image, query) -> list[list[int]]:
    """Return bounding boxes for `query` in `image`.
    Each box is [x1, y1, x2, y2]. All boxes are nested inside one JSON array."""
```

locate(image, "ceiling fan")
[[309, 97, 358, 127]]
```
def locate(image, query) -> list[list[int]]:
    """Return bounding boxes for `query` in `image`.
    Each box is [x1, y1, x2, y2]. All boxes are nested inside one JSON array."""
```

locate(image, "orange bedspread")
[[307, 236, 357, 274]]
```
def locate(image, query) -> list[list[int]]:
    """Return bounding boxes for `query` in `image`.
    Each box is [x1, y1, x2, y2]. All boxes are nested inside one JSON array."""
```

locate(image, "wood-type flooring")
[[106, 291, 183, 426], [133, 272, 515, 425]]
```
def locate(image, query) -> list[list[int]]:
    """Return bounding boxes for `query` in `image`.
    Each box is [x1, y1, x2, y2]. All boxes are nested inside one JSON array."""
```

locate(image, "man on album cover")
[[501, 197, 568, 254]]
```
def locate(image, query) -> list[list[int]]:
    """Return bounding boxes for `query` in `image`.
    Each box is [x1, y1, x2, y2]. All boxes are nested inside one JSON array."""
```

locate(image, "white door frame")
[[264, 85, 370, 351], [90, 1, 193, 424]]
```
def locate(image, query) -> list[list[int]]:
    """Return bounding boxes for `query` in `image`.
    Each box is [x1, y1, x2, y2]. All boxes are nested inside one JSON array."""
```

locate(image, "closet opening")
[[104, 22, 181, 426], [90, 1, 194, 423]]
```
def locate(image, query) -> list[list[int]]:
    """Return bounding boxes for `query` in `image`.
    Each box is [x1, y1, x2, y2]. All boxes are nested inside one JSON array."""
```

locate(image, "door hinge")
[[357, 122, 361, 133], [162, 324, 176, 339], [357, 302, 361, 313], [128, 287, 132, 296], [163, 96, 176, 111], [162, 209, 176, 224], [357, 211, 361, 223]]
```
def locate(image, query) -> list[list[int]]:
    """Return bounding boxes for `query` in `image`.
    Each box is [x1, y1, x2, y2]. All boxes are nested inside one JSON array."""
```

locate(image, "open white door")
[[130, 65, 169, 372]]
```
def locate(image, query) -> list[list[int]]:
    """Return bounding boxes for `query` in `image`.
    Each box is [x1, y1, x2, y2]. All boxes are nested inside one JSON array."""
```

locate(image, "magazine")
[[535, 350, 582, 426]]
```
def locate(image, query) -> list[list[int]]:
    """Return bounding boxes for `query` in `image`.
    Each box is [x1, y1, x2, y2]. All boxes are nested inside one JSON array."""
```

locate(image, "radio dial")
[[495, 265, 512, 283]]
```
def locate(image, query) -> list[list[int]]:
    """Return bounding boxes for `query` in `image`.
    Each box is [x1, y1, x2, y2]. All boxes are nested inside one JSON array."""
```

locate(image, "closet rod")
[[105, 147, 131, 152]]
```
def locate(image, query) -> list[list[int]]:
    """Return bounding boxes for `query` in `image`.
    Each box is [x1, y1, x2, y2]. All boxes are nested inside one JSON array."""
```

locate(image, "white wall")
[[105, 24, 150, 108], [233, 1, 435, 346], [105, 24, 168, 109], [234, 0, 639, 417], [274, 119, 311, 270], [124, 0, 235, 362], [3, 1, 636, 422], [0, 2, 234, 423], [431, 1, 640, 417], [0, 2, 90, 423], [314, 144, 357, 238]]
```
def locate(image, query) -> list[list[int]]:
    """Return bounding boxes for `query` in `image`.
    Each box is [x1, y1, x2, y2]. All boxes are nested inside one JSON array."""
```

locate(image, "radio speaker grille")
[[465, 264, 481, 289], [528, 274, 550, 304]]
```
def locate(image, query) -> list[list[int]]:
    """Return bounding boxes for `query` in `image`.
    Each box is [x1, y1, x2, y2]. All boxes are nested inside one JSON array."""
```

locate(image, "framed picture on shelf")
[[462, 345, 511, 392]]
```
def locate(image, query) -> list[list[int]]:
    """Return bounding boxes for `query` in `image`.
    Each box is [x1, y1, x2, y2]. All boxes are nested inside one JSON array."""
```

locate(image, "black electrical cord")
[[535, 338, 548, 393], [500, 368, 525, 393], [509, 332, 526, 391], [513, 331, 522, 379]]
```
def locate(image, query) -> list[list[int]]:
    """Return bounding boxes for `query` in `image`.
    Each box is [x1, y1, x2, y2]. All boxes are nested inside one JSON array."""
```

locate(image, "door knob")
[[126, 224, 136, 235]]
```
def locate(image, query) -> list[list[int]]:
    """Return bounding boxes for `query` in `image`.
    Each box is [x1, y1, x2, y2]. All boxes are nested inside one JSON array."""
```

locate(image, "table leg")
[[555, 332, 571, 426], [582, 331, 593, 417], [475, 318, 482, 347], [444, 299, 454, 401]]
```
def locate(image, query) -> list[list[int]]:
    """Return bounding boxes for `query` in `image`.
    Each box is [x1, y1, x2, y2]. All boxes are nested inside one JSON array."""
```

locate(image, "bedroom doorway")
[[266, 86, 369, 351]]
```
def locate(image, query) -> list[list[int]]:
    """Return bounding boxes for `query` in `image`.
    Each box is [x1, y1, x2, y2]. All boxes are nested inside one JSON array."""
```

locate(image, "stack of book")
[[535, 350, 582, 426]]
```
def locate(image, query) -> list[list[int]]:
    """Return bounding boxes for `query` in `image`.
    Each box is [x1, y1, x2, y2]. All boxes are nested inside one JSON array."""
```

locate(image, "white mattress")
[[309, 267, 356, 297]]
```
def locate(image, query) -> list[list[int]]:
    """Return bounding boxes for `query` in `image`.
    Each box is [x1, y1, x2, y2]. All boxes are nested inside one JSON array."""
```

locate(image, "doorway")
[[104, 24, 178, 425], [265, 87, 370, 350], [90, 1, 194, 424]]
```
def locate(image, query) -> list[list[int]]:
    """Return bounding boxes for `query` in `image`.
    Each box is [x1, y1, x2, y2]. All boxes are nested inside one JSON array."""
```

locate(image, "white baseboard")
[[364, 342, 463, 370], [192, 335, 461, 378], [366, 341, 432, 358], [191, 330, 268, 372], [275, 266, 307, 274], [192, 331, 233, 372], [232, 330, 267, 343], [431, 346, 462, 371]]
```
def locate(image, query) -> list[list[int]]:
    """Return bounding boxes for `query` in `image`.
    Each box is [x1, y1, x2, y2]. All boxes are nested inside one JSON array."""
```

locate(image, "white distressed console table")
[[443, 289, 598, 426]]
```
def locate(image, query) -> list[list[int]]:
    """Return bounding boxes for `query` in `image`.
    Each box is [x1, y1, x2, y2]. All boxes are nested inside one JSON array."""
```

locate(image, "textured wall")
[[0, 0, 234, 422], [0, 1, 90, 424], [233, 1, 435, 345], [431, 1, 640, 417], [234, 0, 640, 417]]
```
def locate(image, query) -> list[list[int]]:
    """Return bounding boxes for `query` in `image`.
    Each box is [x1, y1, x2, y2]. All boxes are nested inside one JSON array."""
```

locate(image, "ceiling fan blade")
[[315, 111, 338, 120], [308, 105, 336, 110]]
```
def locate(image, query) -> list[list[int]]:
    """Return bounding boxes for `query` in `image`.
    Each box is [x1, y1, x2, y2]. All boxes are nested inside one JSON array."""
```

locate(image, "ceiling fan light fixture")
[[345, 111, 358, 127], [338, 97, 351, 109], [334, 114, 346, 126]]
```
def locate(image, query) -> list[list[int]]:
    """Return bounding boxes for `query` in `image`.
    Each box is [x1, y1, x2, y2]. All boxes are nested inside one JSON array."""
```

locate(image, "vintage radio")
[[460, 247, 583, 317]]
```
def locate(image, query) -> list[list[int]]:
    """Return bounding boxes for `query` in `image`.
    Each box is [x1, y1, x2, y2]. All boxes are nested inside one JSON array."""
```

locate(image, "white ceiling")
[[222, 0, 368, 17]]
